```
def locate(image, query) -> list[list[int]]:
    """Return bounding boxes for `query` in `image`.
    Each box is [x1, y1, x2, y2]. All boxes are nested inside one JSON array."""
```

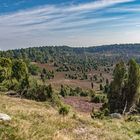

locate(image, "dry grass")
[[0, 95, 140, 140]]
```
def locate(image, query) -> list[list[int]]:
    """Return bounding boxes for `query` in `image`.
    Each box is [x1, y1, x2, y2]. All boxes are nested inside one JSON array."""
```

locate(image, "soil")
[[63, 96, 102, 113]]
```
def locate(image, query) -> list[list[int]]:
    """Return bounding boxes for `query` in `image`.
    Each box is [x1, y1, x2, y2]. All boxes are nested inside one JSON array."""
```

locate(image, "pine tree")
[[108, 59, 140, 114], [126, 59, 140, 112], [108, 61, 126, 113]]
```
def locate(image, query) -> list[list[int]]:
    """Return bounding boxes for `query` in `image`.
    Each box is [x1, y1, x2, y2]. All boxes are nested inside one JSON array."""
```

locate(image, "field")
[[33, 62, 113, 91], [0, 94, 140, 140]]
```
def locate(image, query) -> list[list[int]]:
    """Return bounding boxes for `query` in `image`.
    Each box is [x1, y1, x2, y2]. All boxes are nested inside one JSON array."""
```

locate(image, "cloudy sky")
[[0, 0, 140, 50]]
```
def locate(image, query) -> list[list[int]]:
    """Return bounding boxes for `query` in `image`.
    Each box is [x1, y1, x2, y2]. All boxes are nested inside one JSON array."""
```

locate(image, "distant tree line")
[[1, 44, 140, 72]]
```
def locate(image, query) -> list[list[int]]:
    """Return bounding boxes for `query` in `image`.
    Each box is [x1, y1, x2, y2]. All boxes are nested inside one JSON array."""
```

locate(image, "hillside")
[[0, 94, 140, 140], [0, 45, 140, 140], [1, 44, 140, 64]]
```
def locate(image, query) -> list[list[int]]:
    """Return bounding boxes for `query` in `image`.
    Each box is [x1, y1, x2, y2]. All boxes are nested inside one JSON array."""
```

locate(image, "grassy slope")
[[0, 95, 140, 140]]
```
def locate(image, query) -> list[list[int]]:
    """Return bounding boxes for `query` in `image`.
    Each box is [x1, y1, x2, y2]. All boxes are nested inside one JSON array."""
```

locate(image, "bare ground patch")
[[63, 96, 102, 113]]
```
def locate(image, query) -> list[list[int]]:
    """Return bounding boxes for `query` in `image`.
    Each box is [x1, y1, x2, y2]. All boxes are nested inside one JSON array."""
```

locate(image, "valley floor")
[[0, 95, 140, 140]]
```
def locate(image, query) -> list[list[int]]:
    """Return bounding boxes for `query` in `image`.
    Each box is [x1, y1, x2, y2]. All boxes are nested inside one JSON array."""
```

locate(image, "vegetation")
[[91, 93, 107, 103], [108, 59, 140, 114], [59, 105, 70, 116], [0, 95, 140, 140], [0, 58, 28, 91], [0, 57, 61, 107], [1, 45, 140, 139], [28, 63, 40, 75], [1, 44, 140, 77], [59, 85, 90, 97]]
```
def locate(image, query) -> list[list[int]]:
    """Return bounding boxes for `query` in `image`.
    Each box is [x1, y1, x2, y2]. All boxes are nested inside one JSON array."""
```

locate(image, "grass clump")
[[59, 105, 70, 116]]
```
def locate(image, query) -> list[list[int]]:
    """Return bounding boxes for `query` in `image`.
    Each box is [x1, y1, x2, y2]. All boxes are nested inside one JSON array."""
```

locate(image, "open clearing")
[[34, 62, 112, 91]]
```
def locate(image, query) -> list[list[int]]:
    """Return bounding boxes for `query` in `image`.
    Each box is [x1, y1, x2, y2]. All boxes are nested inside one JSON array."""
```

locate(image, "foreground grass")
[[0, 95, 140, 140]]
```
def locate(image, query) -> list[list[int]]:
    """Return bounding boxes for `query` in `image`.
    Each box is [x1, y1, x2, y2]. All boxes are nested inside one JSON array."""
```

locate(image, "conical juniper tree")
[[108, 61, 127, 113], [126, 59, 140, 112], [108, 59, 140, 114]]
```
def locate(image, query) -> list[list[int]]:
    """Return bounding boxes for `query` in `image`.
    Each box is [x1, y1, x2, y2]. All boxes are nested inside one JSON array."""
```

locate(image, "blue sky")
[[0, 0, 140, 50]]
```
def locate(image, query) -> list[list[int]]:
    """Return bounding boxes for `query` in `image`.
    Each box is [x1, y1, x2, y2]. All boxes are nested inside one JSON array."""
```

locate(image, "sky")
[[0, 0, 140, 50]]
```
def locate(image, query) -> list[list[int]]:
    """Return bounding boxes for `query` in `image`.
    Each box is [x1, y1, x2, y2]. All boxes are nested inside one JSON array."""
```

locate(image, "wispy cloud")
[[0, 0, 138, 50], [66, 0, 135, 11]]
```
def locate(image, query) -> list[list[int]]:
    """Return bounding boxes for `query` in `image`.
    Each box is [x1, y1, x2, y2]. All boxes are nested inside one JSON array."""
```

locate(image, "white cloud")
[[0, 0, 138, 50], [66, 0, 135, 12]]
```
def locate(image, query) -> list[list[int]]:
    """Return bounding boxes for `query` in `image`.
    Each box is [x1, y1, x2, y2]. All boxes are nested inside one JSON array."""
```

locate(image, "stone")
[[110, 113, 122, 119], [0, 113, 11, 121]]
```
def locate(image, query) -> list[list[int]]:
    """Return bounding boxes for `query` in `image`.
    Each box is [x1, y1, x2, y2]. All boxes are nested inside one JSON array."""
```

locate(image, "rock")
[[0, 113, 11, 121], [6, 91, 17, 96], [110, 113, 122, 119]]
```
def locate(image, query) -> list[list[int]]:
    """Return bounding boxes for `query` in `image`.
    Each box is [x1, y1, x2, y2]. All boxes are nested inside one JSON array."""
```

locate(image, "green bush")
[[125, 116, 140, 122], [91, 108, 104, 119], [22, 82, 54, 102], [0, 58, 29, 92], [69, 88, 77, 96], [19, 79, 61, 106], [28, 64, 40, 75], [59, 105, 70, 116], [91, 107, 109, 119], [89, 90, 96, 97], [0, 86, 8, 92], [59, 86, 94, 97], [69, 87, 89, 97], [10, 78, 19, 91], [0, 78, 19, 91], [91, 94, 107, 103], [80, 91, 88, 97], [60, 85, 67, 97]]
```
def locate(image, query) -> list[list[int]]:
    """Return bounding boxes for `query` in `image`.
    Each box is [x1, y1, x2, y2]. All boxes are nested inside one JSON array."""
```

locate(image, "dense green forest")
[[1, 44, 140, 64], [0, 44, 140, 83]]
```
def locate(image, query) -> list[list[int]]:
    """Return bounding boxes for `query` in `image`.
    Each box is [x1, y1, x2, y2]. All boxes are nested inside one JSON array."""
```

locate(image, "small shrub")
[[91, 109, 104, 119], [91, 107, 109, 119], [59, 105, 70, 116], [51, 93, 62, 107], [89, 90, 96, 97], [135, 130, 140, 134], [60, 85, 67, 97], [20, 80, 59, 103], [125, 116, 140, 122], [0, 78, 19, 91], [91, 94, 107, 103], [69, 87, 89, 97], [80, 91, 88, 97], [0, 86, 8, 92], [28, 64, 40, 75], [102, 108, 110, 116], [72, 113, 77, 119]]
